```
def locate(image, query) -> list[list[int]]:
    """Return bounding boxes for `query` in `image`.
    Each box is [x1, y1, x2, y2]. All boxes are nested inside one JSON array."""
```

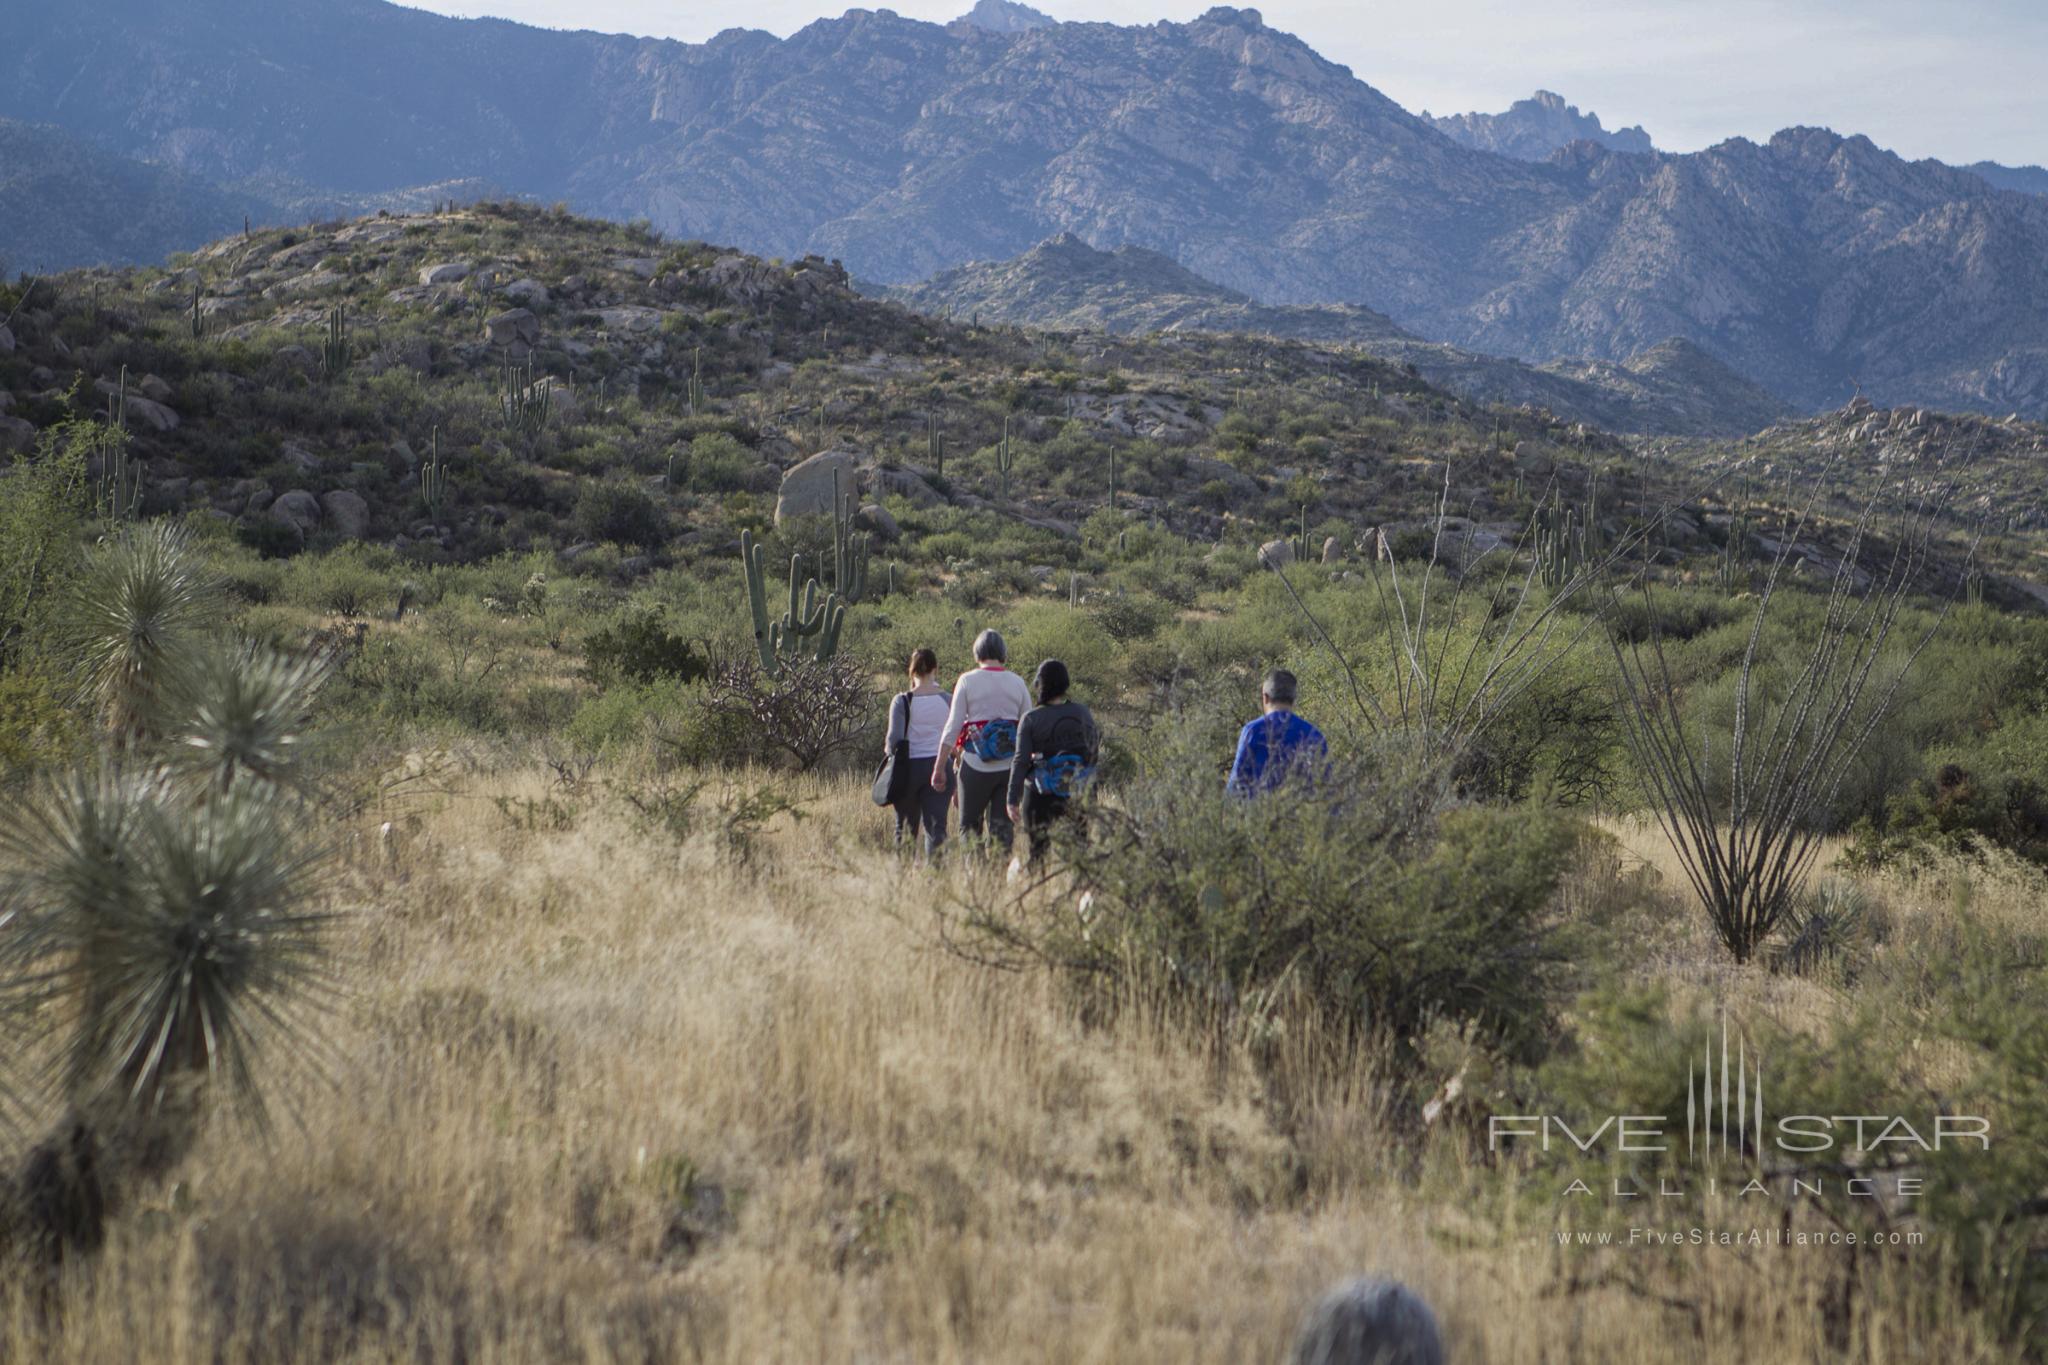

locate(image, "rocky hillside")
[[886, 236, 1791, 437], [0, 204, 1670, 574], [15, 2, 2048, 420], [1422, 91, 1653, 160]]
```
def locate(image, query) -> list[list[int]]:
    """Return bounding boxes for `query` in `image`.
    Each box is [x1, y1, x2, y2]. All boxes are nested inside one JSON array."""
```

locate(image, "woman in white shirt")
[[884, 647, 953, 859], [932, 628, 1032, 854]]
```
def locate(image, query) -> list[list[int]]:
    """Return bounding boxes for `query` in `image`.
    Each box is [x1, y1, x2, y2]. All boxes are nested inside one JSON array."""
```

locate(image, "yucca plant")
[[0, 762, 336, 1122], [64, 522, 217, 738], [165, 639, 335, 796]]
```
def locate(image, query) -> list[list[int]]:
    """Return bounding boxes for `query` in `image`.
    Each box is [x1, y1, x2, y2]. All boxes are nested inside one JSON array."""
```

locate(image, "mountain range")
[[9, 0, 2048, 419], [1422, 90, 1654, 160], [884, 233, 1792, 436]]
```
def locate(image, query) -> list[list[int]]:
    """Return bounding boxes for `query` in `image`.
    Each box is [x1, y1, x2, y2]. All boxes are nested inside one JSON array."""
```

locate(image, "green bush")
[[581, 608, 708, 689], [984, 739, 1586, 1064], [572, 480, 666, 549]]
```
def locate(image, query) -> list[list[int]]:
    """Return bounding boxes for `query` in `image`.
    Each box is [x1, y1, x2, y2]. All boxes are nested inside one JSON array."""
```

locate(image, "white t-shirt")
[[939, 665, 1032, 772], [886, 689, 952, 760]]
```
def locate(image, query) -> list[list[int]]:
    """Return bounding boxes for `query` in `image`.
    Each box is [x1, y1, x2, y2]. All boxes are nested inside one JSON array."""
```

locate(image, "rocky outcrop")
[[320, 489, 370, 539], [483, 308, 540, 355], [774, 448, 861, 525], [1424, 90, 1655, 161]]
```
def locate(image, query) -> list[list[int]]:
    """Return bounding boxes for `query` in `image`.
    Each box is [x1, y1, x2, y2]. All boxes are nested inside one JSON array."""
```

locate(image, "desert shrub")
[[1847, 760, 2048, 869], [703, 655, 874, 772], [572, 480, 665, 549], [677, 431, 759, 493], [0, 419, 90, 665], [975, 739, 1586, 1064], [283, 543, 393, 620], [581, 608, 708, 689], [1089, 593, 1168, 643]]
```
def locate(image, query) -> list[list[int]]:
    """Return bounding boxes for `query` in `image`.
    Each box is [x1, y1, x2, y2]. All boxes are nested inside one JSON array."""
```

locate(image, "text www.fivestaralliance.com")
[[1556, 1227, 1925, 1248]]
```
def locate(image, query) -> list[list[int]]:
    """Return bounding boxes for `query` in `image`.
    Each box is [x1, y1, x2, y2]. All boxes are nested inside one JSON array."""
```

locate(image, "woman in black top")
[[1006, 658, 1099, 865]]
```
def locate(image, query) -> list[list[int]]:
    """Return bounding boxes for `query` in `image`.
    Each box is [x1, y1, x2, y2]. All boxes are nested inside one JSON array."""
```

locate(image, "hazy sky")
[[396, 0, 2046, 167]]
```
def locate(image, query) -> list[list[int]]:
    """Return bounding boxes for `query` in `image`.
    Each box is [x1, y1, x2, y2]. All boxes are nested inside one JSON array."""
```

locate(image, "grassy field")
[[3, 747, 2038, 1363]]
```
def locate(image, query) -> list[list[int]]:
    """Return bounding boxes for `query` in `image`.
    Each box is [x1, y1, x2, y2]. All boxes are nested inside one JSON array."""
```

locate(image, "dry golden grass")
[[0, 763, 2029, 1362]]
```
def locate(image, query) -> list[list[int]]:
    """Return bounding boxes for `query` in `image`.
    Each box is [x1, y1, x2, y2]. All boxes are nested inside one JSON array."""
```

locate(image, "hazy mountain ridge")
[[11, 1, 2048, 415], [885, 234, 1792, 436]]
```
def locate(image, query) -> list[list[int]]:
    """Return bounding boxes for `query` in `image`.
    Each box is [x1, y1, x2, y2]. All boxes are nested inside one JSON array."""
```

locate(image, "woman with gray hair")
[[933, 628, 1031, 853]]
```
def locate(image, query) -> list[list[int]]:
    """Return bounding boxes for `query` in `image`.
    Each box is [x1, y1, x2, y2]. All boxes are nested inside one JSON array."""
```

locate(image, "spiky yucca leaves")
[[64, 522, 218, 738], [0, 763, 336, 1122], [166, 639, 335, 796]]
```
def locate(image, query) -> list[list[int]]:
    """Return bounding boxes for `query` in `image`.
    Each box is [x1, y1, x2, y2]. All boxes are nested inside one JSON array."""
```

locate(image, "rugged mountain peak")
[[954, 0, 1055, 33], [1425, 90, 1655, 160]]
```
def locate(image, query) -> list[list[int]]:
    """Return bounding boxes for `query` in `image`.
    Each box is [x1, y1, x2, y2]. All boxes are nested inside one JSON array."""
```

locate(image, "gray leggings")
[[955, 760, 1015, 852], [891, 755, 949, 858]]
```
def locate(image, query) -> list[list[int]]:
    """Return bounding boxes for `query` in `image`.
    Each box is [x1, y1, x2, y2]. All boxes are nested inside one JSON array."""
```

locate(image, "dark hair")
[[908, 647, 938, 677], [1263, 668, 1299, 705], [1034, 658, 1071, 706], [972, 628, 1007, 663]]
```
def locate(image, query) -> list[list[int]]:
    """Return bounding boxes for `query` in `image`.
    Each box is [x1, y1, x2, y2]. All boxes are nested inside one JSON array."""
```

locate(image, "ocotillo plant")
[[994, 415, 1016, 502], [740, 530, 845, 679], [830, 468, 870, 604], [419, 427, 450, 522], [320, 304, 351, 379], [503, 358, 552, 435]]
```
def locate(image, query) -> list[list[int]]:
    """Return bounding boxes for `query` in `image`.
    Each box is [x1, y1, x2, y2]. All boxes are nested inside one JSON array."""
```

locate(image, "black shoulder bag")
[[871, 692, 911, 807]]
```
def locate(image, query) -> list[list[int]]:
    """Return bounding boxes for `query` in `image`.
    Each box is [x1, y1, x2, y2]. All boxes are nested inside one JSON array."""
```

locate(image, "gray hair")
[[1291, 1278, 1444, 1365], [972, 628, 1007, 664], [1263, 668, 1299, 706]]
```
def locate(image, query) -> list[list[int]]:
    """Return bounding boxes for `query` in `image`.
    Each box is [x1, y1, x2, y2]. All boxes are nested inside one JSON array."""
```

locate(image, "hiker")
[[1227, 667, 1328, 795], [881, 648, 952, 860], [1008, 658, 1099, 864], [933, 628, 1032, 852]]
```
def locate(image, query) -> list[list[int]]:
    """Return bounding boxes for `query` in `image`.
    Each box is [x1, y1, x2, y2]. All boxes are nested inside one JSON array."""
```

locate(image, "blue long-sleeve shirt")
[[1227, 710, 1328, 795]]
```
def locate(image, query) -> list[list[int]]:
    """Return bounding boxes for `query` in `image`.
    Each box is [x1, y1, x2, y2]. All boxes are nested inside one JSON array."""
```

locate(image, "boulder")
[[0, 415, 35, 454], [612, 257, 661, 280], [280, 440, 323, 476], [244, 487, 275, 515], [1258, 538, 1296, 570], [483, 308, 541, 354], [0, 389, 12, 411], [138, 373, 172, 403], [1290, 1278, 1443, 1365], [774, 448, 861, 525], [595, 306, 664, 334], [92, 379, 180, 433], [418, 261, 471, 286], [321, 490, 370, 540], [502, 278, 550, 307], [0, 323, 15, 353], [870, 464, 944, 507], [855, 503, 899, 541], [276, 344, 317, 374], [1321, 535, 1343, 564], [270, 489, 323, 539]]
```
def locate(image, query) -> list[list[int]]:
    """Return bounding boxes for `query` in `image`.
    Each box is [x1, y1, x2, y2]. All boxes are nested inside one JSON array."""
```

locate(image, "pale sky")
[[395, 0, 2047, 168]]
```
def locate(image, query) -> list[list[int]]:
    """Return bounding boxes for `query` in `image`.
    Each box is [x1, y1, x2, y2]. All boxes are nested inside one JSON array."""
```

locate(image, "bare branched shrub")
[[704, 654, 872, 772], [1610, 499, 1950, 962]]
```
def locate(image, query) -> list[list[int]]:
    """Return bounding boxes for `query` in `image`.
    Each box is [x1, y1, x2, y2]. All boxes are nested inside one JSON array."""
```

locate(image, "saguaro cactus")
[[1716, 510, 1752, 594], [831, 467, 870, 604], [740, 530, 845, 679], [687, 347, 707, 415], [95, 429, 143, 525], [321, 303, 351, 378], [190, 284, 205, 340], [926, 410, 944, 479], [420, 426, 450, 522], [994, 415, 1016, 502], [503, 357, 552, 435], [1535, 477, 1601, 589]]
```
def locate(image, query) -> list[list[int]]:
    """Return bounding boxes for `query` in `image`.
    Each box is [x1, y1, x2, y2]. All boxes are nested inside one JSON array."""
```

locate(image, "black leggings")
[[890, 756, 948, 858], [1021, 788, 1070, 864], [955, 761, 1015, 852]]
